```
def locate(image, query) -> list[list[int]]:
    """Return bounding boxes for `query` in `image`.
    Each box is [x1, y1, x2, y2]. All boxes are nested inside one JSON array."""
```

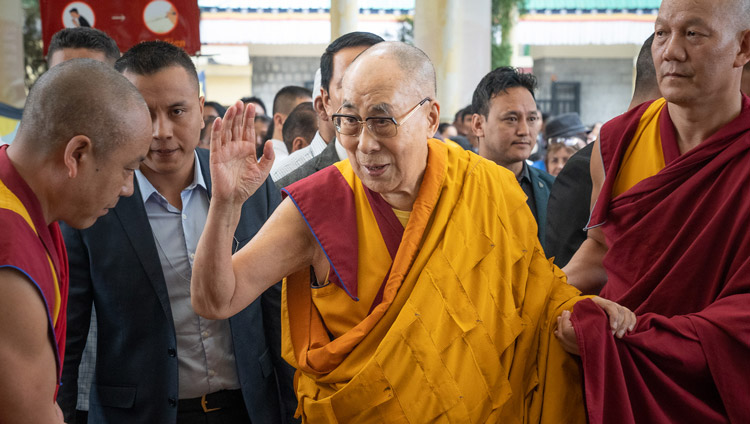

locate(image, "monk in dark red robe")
[[0, 59, 151, 422], [557, 0, 750, 422]]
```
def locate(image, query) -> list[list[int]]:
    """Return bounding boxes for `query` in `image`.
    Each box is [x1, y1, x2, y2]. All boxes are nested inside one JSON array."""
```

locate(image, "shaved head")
[[16, 58, 147, 158], [346, 41, 437, 99], [730, 0, 750, 30], [632, 33, 660, 108]]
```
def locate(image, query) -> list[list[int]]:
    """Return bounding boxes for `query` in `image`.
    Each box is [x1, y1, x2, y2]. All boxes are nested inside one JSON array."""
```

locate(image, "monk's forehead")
[[342, 57, 415, 108], [658, 0, 739, 24]]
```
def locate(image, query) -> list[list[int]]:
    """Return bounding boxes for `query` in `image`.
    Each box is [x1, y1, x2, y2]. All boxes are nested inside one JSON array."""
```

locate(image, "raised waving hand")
[[209, 100, 275, 206]]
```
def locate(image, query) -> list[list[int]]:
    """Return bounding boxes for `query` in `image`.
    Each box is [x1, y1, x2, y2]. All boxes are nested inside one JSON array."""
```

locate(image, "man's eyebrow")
[[683, 17, 710, 28], [369, 103, 392, 116], [340, 100, 357, 111]]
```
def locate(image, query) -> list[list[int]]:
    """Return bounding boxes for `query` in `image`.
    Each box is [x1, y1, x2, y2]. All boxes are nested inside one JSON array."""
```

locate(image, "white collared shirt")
[[271, 131, 328, 181], [269, 139, 289, 172]]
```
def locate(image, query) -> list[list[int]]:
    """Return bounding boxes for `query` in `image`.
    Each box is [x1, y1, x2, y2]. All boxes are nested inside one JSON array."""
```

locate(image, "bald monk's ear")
[[62, 135, 94, 179], [314, 96, 329, 122], [472, 113, 485, 138], [425, 99, 440, 138], [734, 29, 750, 68]]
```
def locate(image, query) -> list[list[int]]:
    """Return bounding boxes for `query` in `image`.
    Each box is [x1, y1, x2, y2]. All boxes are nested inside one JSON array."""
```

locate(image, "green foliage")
[[398, 15, 414, 44], [22, 0, 45, 90], [492, 0, 526, 69]]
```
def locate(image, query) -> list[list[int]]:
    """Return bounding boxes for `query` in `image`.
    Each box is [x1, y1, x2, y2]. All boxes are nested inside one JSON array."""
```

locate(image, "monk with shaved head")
[[189, 41, 633, 422], [560, 0, 750, 421], [0, 58, 150, 422]]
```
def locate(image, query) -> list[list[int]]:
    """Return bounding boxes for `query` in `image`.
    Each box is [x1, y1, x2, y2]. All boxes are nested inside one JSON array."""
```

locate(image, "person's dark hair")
[[255, 114, 272, 143], [17, 58, 147, 157], [437, 123, 452, 134], [634, 33, 657, 97], [282, 102, 317, 152], [459, 105, 473, 120], [272, 85, 312, 115], [69, 8, 78, 13], [241, 96, 267, 115], [115, 41, 199, 91], [47, 27, 120, 64], [320, 32, 384, 93], [203, 101, 226, 118], [471, 67, 537, 117]]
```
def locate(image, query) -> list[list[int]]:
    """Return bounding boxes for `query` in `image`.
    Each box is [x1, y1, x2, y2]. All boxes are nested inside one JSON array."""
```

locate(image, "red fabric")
[[0, 145, 69, 396], [573, 95, 750, 423], [282, 165, 403, 301]]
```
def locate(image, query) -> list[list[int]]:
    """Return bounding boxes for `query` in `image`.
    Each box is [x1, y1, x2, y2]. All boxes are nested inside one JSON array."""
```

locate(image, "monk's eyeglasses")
[[332, 97, 431, 139]]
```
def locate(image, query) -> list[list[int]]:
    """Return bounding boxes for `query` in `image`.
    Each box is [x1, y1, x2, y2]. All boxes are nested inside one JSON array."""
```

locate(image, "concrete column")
[[330, 0, 359, 41], [0, 0, 26, 107], [414, 0, 491, 122]]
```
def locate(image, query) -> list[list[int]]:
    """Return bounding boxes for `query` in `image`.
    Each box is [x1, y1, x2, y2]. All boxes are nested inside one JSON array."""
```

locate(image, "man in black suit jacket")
[[545, 143, 593, 267], [59, 41, 296, 423]]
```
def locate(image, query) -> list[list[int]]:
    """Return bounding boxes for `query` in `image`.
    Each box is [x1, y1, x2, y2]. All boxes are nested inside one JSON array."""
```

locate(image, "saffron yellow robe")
[[282, 139, 586, 423]]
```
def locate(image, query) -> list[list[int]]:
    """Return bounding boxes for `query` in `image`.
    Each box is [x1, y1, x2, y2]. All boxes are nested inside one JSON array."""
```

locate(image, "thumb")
[[258, 139, 276, 174]]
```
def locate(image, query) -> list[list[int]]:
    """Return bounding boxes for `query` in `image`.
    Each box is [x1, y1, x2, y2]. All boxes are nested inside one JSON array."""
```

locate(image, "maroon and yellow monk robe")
[[572, 96, 750, 423], [281, 138, 586, 423], [0, 144, 69, 398]]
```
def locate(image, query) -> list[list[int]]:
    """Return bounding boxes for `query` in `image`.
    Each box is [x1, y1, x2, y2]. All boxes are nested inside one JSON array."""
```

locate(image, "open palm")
[[209, 100, 274, 206]]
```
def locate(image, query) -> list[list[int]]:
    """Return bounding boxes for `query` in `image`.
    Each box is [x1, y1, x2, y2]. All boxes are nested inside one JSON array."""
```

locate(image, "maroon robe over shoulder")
[[571, 96, 750, 423]]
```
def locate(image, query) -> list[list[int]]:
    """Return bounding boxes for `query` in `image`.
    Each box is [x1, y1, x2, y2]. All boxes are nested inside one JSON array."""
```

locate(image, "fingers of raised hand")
[[221, 105, 237, 148], [231, 100, 244, 141], [210, 114, 223, 152], [241, 102, 256, 143]]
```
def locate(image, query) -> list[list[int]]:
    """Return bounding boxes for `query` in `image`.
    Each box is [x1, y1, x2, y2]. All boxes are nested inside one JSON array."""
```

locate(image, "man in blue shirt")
[[60, 41, 297, 424]]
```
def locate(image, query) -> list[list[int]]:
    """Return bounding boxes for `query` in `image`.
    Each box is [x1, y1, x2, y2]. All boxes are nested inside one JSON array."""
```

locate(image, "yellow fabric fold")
[[282, 139, 586, 423], [612, 98, 667, 198]]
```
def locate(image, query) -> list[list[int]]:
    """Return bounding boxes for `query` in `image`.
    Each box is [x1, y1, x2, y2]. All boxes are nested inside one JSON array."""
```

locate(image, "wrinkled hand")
[[555, 296, 637, 356], [209, 100, 274, 206]]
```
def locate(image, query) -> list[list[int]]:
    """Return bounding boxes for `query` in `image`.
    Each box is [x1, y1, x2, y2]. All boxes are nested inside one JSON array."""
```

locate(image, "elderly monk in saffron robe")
[[558, 0, 750, 422], [191, 42, 634, 423]]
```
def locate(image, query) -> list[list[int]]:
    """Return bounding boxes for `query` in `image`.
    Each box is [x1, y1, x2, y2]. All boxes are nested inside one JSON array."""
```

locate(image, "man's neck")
[[668, 93, 743, 154], [503, 160, 524, 179], [5, 144, 56, 225], [139, 155, 196, 210]]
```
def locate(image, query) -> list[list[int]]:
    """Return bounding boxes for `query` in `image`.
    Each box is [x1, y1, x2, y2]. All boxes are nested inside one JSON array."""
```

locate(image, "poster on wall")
[[40, 0, 201, 55]]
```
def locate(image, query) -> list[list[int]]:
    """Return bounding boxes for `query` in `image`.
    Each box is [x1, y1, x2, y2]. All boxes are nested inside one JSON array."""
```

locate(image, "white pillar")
[[414, 0, 491, 122], [330, 0, 359, 42], [0, 0, 26, 107]]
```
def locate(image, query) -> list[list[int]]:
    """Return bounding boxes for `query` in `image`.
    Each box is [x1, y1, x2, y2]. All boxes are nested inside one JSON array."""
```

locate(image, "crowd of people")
[[2, 0, 750, 422]]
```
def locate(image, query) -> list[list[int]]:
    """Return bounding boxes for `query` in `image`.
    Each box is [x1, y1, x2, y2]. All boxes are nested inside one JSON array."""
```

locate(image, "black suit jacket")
[[59, 148, 297, 423], [276, 140, 341, 188], [545, 142, 594, 267]]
